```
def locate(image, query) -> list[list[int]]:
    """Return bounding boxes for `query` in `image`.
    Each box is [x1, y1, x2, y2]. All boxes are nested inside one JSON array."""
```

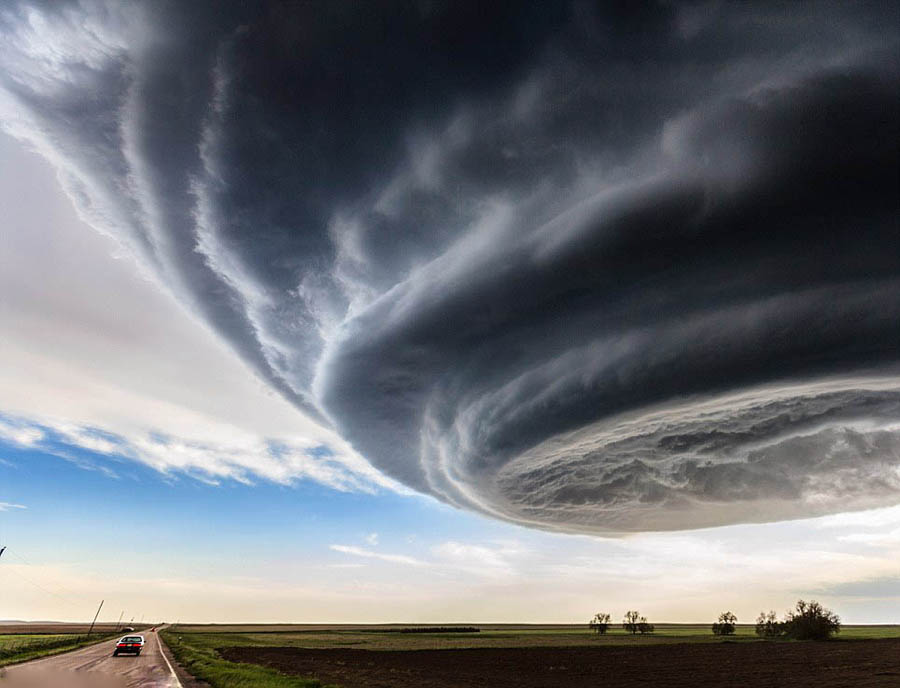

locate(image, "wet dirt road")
[[0, 630, 184, 687]]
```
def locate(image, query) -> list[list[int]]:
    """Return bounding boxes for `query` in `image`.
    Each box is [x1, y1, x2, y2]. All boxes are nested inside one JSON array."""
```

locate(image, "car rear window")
[[122, 636, 143, 642]]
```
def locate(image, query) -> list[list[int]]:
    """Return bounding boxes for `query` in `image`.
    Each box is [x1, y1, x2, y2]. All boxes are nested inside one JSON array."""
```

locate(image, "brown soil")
[[221, 639, 900, 688]]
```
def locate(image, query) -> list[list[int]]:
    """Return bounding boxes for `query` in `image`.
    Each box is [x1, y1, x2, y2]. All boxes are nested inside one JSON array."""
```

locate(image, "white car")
[[113, 635, 145, 656]]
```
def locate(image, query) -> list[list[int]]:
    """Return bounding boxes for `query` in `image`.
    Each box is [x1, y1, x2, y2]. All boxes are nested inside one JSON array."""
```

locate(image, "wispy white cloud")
[[838, 528, 900, 548], [0, 502, 27, 511], [330, 539, 532, 580], [364, 532, 379, 546], [430, 540, 528, 578], [0, 412, 392, 493], [0, 417, 44, 448], [329, 544, 428, 568]]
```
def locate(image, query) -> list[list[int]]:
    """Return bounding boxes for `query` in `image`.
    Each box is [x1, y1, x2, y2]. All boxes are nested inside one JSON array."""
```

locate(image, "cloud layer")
[[0, 413, 385, 491], [1, 1, 898, 532]]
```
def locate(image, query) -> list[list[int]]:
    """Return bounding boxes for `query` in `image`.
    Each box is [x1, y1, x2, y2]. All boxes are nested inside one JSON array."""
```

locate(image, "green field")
[[160, 623, 900, 688], [166, 623, 900, 651], [162, 630, 333, 688], [0, 632, 116, 667]]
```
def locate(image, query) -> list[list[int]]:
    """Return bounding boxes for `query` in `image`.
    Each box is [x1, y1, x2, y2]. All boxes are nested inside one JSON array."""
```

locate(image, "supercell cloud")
[[1, 1, 898, 532]]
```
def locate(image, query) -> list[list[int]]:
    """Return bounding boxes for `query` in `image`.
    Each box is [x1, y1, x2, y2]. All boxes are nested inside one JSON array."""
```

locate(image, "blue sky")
[[4, 429, 900, 624], [2, 439, 430, 577], [2, 405, 900, 624]]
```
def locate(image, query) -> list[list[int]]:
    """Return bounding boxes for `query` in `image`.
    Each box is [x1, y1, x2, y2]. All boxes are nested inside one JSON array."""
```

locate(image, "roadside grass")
[[161, 631, 335, 688], [0, 632, 118, 668]]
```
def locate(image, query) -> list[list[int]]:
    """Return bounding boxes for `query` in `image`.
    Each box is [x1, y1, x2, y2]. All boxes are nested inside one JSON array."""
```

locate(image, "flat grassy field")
[[0, 623, 132, 635], [160, 624, 900, 688], [162, 630, 335, 688], [0, 632, 117, 667], [166, 623, 900, 651], [0, 634, 75, 652]]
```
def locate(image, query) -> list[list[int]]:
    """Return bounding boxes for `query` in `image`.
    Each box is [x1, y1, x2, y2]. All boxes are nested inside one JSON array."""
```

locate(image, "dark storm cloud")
[[1, 1, 898, 531]]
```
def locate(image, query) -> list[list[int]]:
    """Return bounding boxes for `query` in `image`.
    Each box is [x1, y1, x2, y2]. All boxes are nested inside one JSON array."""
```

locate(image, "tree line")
[[589, 600, 841, 640], [589, 611, 654, 635]]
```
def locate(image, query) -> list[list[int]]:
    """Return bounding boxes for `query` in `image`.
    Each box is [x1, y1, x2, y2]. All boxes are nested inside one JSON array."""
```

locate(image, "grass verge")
[[161, 630, 334, 688], [0, 633, 118, 668]]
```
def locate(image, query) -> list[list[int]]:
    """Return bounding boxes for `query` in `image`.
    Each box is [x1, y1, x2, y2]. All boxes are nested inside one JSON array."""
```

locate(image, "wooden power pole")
[[87, 599, 104, 638]]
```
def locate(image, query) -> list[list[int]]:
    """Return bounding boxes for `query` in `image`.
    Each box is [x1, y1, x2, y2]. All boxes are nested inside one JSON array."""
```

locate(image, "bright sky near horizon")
[[0, 1, 898, 624]]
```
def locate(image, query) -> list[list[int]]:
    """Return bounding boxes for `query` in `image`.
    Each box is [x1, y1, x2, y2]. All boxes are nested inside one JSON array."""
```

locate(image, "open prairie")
[[166, 623, 900, 648], [161, 624, 900, 688], [0, 624, 133, 635]]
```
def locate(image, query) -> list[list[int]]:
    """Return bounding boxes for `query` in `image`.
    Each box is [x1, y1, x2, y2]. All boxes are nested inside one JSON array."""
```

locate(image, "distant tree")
[[589, 613, 611, 635], [782, 600, 840, 640], [755, 601, 840, 640], [623, 610, 641, 634], [755, 610, 782, 638], [623, 611, 653, 635], [712, 611, 737, 636]]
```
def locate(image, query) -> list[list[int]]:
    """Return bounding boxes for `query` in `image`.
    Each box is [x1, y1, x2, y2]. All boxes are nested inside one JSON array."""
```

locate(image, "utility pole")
[[87, 599, 104, 639], [116, 610, 124, 631]]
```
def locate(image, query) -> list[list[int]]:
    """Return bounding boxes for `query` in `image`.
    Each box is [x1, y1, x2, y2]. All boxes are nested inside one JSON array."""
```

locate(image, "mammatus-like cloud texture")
[[1, 1, 898, 532]]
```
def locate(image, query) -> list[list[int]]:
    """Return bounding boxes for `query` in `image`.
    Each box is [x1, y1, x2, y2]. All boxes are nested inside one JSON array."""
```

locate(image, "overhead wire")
[[3, 548, 100, 608], [0, 518, 113, 618], [0, 559, 86, 612]]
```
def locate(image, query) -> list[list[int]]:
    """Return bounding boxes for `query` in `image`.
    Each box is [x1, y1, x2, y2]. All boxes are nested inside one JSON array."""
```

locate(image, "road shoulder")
[[157, 631, 207, 687]]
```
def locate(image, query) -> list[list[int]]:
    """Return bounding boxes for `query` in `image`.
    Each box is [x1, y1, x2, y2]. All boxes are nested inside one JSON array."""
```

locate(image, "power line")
[[2, 548, 97, 607], [0, 562, 85, 611], [2, 545, 119, 606], [1, 510, 116, 621]]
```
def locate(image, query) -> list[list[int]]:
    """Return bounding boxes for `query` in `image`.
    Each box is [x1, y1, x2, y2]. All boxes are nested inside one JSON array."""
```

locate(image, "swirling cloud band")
[[2, 1, 897, 532]]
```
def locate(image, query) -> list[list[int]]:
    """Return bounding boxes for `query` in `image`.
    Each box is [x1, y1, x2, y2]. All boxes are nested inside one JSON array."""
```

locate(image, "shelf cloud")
[[1, 1, 898, 532]]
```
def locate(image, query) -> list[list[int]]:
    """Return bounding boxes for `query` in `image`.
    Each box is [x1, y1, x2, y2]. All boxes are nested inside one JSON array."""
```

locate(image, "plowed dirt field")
[[221, 638, 900, 688]]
